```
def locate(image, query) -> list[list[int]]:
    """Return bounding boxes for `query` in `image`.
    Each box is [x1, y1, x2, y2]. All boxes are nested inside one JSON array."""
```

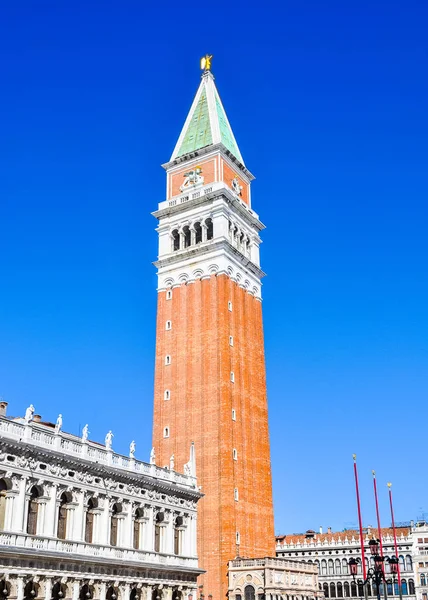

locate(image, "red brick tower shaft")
[[152, 66, 275, 599]]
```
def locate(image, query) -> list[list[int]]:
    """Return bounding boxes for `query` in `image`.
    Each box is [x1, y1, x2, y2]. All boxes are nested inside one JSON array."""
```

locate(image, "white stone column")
[[13, 476, 27, 532], [164, 589, 172, 600], [44, 578, 52, 600], [100, 498, 110, 545], [99, 583, 106, 600], [165, 512, 173, 554], [66, 506, 75, 540], [37, 500, 47, 536], [4, 493, 16, 530], [44, 483, 57, 537], [73, 491, 85, 541], [190, 227, 196, 246], [145, 507, 154, 551], [122, 584, 130, 600], [201, 224, 208, 243], [72, 582, 79, 600], [16, 578, 24, 600]]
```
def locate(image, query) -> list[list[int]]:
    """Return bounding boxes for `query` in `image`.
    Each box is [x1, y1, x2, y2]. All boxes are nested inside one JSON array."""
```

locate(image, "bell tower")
[[152, 59, 275, 599]]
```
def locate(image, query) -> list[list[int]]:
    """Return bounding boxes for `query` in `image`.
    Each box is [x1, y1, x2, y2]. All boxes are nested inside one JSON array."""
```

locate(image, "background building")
[[412, 521, 428, 600], [276, 526, 416, 600], [228, 557, 321, 600], [0, 402, 202, 600], [152, 61, 275, 597]]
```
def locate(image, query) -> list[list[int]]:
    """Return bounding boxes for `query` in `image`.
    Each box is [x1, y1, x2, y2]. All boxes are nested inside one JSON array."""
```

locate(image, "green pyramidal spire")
[[170, 70, 244, 165]]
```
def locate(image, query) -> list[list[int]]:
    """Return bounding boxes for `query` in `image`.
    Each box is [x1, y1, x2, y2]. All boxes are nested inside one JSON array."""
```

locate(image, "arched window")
[[323, 584, 329, 599], [164, 390, 170, 401], [409, 580, 415, 595], [357, 582, 364, 597], [85, 497, 97, 543], [321, 560, 327, 575], [154, 512, 164, 553], [0, 479, 8, 530], [350, 582, 357, 598], [405, 555, 413, 571], [337, 583, 343, 598], [329, 559, 334, 575], [344, 582, 350, 598], [133, 507, 144, 550], [27, 486, 40, 535], [110, 503, 121, 547], [24, 581, 38, 600], [421, 574, 426, 586], [57, 492, 70, 540], [183, 226, 191, 248], [399, 556, 405, 572], [330, 583, 336, 599], [244, 586, 255, 600], [206, 218, 213, 240], [335, 559, 342, 574], [52, 583, 67, 600], [174, 515, 183, 555], [342, 558, 349, 574], [365, 584, 372, 597], [194, 222, 202, 244], [79, 585, 92, 600], [394, 583, 400, 596], [401, 580, 408, 596], [387, 581, 393, 595], [314, 560, 320, 574], [172, 230, 180, 251]]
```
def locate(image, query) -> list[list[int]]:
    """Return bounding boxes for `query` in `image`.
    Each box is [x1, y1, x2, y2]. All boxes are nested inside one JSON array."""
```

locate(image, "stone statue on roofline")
[[105, 430, 114, 450], [150, 447, 156, 465], [24, 404, 35, 424], [82, 424, 89, 442], [55, 414, 62, 434], [129, 440, 136, 459]]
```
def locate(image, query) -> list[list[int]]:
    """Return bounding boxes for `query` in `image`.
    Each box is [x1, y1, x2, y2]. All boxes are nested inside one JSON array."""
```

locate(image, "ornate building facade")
[[228, 557, 321, 600], [152, 62, 275, 598], [0, 402, 202, 600], [276, 526, 416, 600], [412, 521, 428, 600]]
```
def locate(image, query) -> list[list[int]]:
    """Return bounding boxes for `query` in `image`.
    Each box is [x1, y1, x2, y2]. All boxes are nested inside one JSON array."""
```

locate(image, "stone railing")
[[0, 532, 198, 568], [276, 532, 412, 550], [230, 557, 317, 573], [0, 416, 196, 489]]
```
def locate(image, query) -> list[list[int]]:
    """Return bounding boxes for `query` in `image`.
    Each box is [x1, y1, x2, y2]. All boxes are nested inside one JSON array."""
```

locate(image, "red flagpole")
[[372, 470, 384, 563], [353, 454, 367, 579], [388, 482, 402, 586]]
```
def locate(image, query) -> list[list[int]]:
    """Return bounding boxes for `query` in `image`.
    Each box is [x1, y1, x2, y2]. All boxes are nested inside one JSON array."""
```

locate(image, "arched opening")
[[337, 583, 343, 598], [408, 580, 415, 595], [194, 222, 202, 244], [421, 574, 426, 586], [330, 583, 336, 599], [244, 586, 255, 600], [342, 558, 348, 574], [172, 229, 180, 251], [0, 479, 9, 530], [183, 226, 191, 248], [172, 591, 182, 600], [106, 587, 118, 600], [154, 512, 164, 553], [405, 555, 413, 571], [57, 492, 71, 540], [130, 590, 138, 600], [23, 581, 38, 600], [79, 585, 92, 600], [323, 584, 329, 599], [205, 218, 213, 240], [110, 503, 121, 547], [387, 581, 393, 595], [344, 582, 350, 598], [133, 507, 144, 550], [399, 556, 405, 572], [335, 559, 342, 574], [328, 559, 334, 575], [174, 515, 184, 555], [0, 580, 10, 598], [321, 560, 327, 575], [27, 486, 40, 535], [401, 580, 408, 596], [350, 582, 357, 598], [85, 497, 97, 543], [152, 589, 162, 600], [52, 582, 66, 600]]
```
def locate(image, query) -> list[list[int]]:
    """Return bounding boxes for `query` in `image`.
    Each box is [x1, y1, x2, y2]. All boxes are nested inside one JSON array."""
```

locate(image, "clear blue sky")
[[1, 1, 427, 534]]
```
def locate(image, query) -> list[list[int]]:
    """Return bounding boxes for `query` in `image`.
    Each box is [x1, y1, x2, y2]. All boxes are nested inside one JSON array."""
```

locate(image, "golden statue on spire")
[[200, 54, 213, 71]]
